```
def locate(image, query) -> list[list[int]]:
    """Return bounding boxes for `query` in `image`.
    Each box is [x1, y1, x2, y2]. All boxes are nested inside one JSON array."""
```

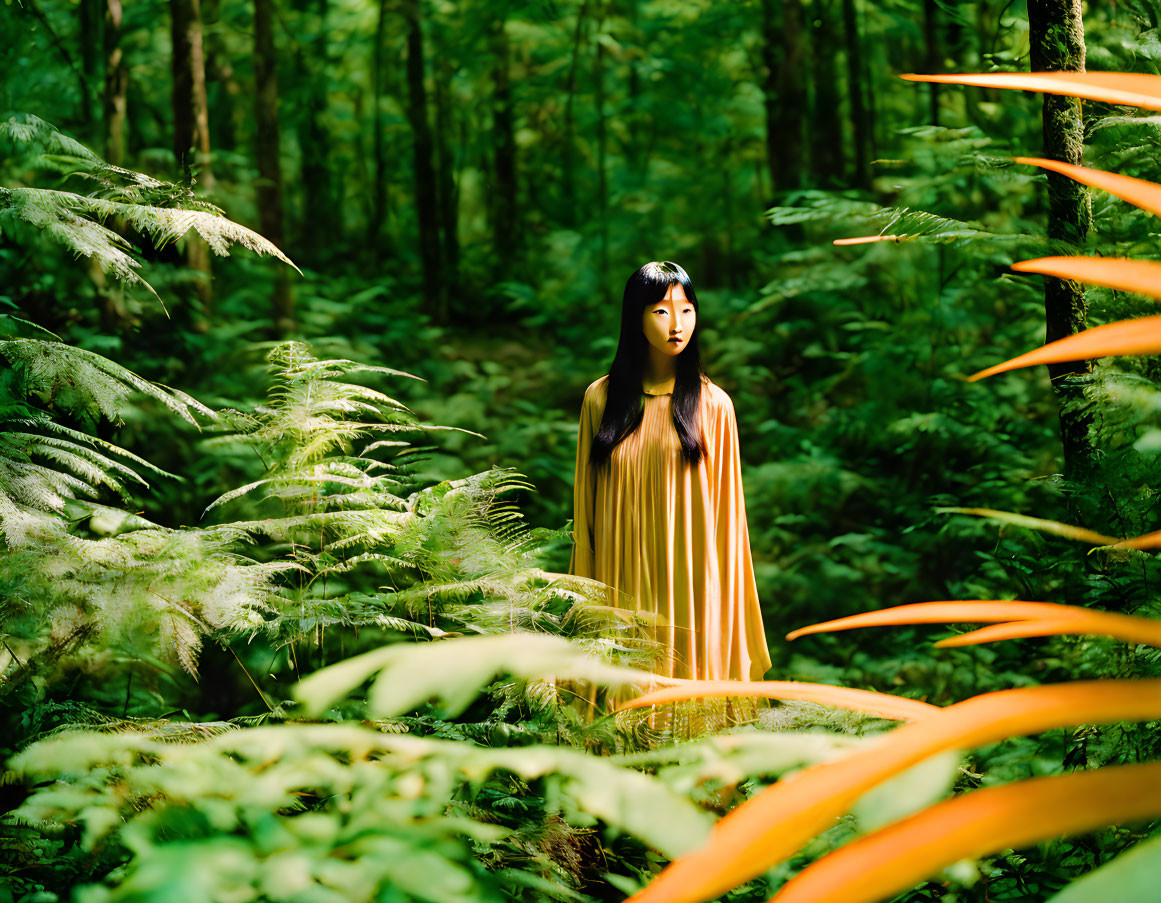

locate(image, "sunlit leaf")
[[937, 506, 1161, 551], [966, 313, 1161, 381], [614, 679, 940, 722], [293, 632, 677, 718], [899, 71, 1161, 111], [626, 679, 1161, 903], [770, 761, 1161, 903], [936, 506, 1122, 544], [1014, 156, 1161, 220], [1010, 256, 1161, 301]]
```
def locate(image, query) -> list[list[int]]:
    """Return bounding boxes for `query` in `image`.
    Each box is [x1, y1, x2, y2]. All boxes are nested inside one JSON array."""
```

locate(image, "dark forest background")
[[3, 0, 1161, 901]]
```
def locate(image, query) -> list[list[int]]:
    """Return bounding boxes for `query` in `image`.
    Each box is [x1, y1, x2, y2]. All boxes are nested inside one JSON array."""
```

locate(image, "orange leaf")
[[899, 71, 1161, 111], [1011, 256, 1161, 301], [615, 680, 939, 722], [626, 679, 1161, 903], [1014, 156, 1161, 220], [932, 612, 1161, 648], [833, 235, 907, 246], [770, 760, 1161, 903], [966, 313, 1161, 381], [787, 600, 1161, 649], [1113, 528, 1161, 550], [785, 601, 1075, 642]]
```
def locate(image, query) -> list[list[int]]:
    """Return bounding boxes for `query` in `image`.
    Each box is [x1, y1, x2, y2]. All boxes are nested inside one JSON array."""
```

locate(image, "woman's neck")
[[643, 346, 677, 392]]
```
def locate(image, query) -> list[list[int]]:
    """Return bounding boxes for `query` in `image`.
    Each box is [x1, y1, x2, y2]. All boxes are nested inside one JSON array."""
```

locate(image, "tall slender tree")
[[764, 0, 806, 196], [1028, 0, 1093, 479], [434, 54, 460, 290], [171, 0, 214, 317], [371, 0, 394, 252], [254, 0, 294, 333], [489, 16, 518, 277], [404, 0, 445, 323], [809, 0, 844, 187], [842, 0, 870, 189], [296, 0, 337, 263], [104, 0, 128, 166]]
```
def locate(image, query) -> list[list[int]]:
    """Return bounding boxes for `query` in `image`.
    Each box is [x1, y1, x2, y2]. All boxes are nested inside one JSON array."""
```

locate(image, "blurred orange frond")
[[899, 71, 1161, 110], [785, 601, 1072, 642], [1011, 256, 1161, 301], [966, 313, 1161, 381], [1014, 156, 1161, 219], [788, 600, 1161, 649], [625, 679, 1161, 903], [770, 760, 1161, 903]]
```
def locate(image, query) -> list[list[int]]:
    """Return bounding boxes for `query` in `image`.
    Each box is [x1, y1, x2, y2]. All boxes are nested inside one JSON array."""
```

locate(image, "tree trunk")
[[594, 0, 609, 297], [404, 0, 445, 323], [371, 0, 393, 252], [202, 0, 246, 151], [97, 0, 130, 329], [489, 17, 518, 277], [809, 0, 844, 187], [1028, 0, 1093, 479], [296, 0, 336, 265], [80, 0, 103, 125], [923, 0, 940, 125], [434, 55, 460, 291], [763, 0, 806, 196], [104, 0, 128, 166], [841, 0, 870, 189], [561, 0, 590, 226], [254, 0, 294, 334], [171, 0, 213, 321]]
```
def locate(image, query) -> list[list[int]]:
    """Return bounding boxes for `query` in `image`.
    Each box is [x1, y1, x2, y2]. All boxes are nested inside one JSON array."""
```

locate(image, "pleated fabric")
[[567, 374, 773, 737]]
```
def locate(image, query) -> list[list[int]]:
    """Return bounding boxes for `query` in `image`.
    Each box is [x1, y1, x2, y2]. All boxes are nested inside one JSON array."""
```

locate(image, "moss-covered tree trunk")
[[1028, 0, 1094, 480]]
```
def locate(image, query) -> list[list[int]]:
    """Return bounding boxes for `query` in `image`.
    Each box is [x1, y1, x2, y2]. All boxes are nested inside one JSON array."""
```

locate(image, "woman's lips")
[[669, 337, 682, 343]]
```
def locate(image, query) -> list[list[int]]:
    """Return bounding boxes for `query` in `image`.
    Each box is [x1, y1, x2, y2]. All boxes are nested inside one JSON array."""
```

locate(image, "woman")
[[569, 261, 772, 732]]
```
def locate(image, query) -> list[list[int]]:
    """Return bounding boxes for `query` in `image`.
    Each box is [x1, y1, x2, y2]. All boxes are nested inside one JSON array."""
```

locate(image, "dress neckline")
[[642, 388, 672, 396]]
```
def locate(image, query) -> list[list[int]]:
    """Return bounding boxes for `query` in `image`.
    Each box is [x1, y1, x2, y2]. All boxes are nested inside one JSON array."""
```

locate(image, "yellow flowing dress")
[[568, 374, 773, 736]]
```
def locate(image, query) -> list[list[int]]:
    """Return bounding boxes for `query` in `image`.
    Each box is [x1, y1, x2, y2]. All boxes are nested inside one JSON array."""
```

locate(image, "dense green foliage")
[[4, 0, 1161, 901]]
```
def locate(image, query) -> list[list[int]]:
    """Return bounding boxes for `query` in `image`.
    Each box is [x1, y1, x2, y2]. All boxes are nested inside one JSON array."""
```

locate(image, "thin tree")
[[1027, 0, 1093, 478], [403, 0, 446, 324], [171, 0, 214, 318], [763, 0, 806, 197], [254, 0, 294, 334], [841, 0, 870, 189], [371, 0, 394, 252], [489, 15, 518, 278]]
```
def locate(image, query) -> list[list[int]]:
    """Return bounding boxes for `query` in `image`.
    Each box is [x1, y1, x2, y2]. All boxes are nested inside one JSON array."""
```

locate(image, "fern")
[[0, 114, 300, 299]]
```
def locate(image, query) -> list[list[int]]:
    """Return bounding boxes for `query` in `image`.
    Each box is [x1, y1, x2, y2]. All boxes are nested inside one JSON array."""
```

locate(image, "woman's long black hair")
[[589, 261, 707, 467]]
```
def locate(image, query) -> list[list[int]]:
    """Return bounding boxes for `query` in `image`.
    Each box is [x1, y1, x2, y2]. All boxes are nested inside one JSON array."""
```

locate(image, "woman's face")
[[641, 282, 696, 357]]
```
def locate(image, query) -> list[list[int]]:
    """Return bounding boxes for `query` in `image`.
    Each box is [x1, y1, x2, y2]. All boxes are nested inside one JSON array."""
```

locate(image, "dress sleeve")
[[710, 393, 773, 680], [568, 383, 597, 578]]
